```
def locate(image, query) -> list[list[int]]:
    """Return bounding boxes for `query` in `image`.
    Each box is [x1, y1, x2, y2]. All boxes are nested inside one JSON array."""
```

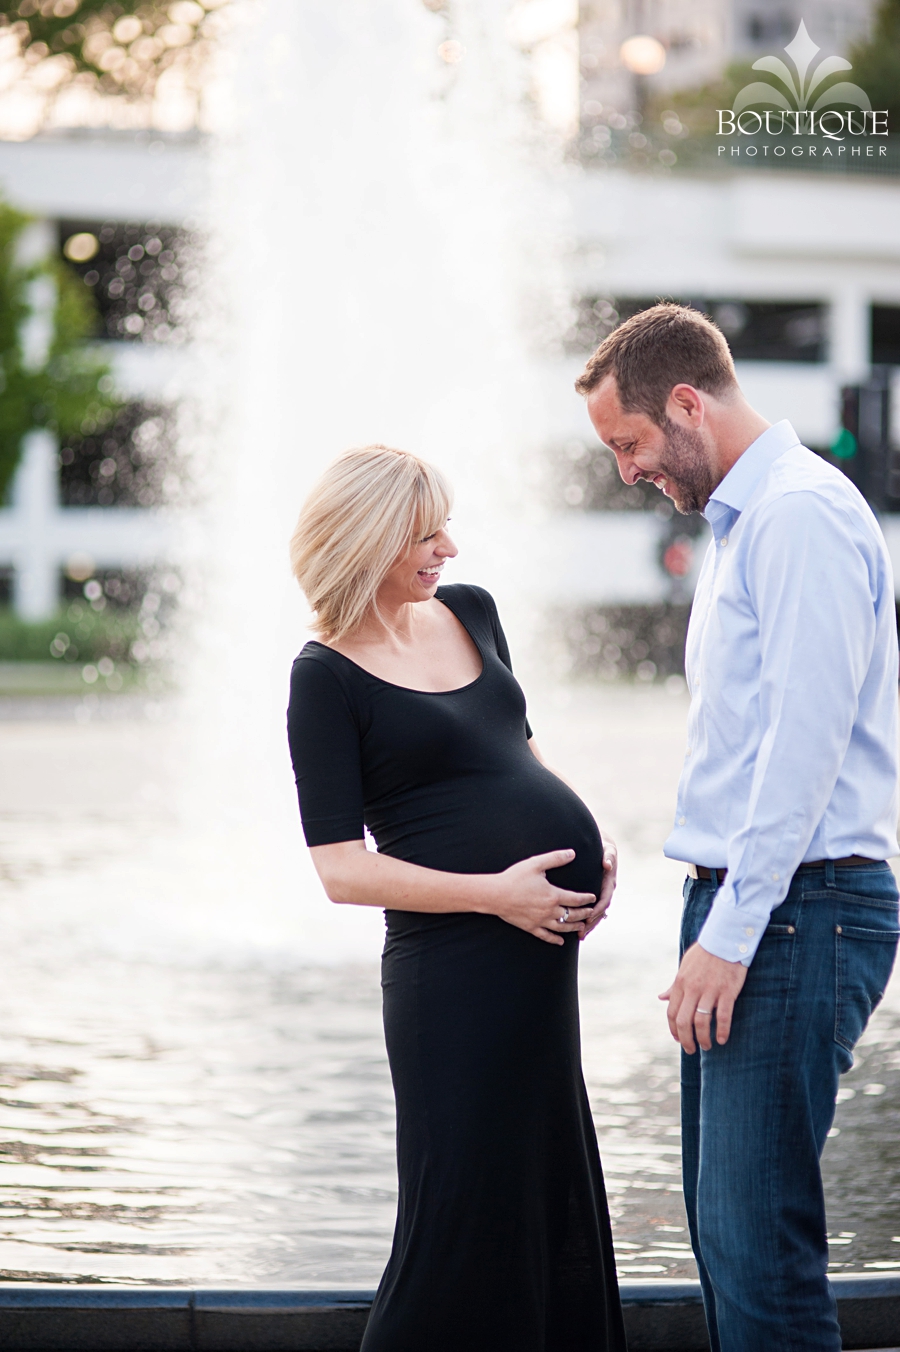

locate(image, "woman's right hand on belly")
[[309, 841, 594, 939], [485, 850, 595, 946]]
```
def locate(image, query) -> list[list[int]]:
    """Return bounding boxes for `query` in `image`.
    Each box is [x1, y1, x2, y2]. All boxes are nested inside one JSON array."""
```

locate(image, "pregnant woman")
[[287, 445, 625, 1352]]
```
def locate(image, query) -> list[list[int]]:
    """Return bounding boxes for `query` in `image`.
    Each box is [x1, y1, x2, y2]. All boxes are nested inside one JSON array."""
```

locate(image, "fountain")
[[173, 0, 570, 962]]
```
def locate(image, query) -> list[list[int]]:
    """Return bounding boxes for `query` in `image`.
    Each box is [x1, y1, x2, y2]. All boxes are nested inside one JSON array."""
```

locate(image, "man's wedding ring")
[[696, 1008, 711, 1015], [560, 908, 569, 924]]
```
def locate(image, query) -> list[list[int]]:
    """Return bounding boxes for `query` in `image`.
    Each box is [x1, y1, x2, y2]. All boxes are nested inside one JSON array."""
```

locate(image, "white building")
[[0, 128, 207, 620], [544, 161, 900, 611], [0, 4, 899, 626], [578, 0, 875, 111]]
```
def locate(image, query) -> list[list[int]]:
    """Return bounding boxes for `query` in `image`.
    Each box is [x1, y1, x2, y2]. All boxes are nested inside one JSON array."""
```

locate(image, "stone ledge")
[[0, 1275, 895, 1350]]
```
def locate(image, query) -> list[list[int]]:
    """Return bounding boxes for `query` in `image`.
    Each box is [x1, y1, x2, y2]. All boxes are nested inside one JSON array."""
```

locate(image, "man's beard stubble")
[[651, 419, 716, 514]]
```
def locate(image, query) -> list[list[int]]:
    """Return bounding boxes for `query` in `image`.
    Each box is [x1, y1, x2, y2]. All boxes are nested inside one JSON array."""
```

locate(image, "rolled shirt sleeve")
[[698, 490, 880, 966]]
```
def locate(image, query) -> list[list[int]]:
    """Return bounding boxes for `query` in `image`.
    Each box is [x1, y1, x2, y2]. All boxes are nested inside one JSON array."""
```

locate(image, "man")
[[576, 303, 900, 1352]]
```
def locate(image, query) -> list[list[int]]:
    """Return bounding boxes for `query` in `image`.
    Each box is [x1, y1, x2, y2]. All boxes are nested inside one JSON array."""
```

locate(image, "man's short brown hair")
[[574, 302, 738, 425]]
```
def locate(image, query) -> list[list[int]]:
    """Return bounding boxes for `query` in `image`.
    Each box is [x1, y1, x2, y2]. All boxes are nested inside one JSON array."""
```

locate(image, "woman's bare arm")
[[309, 840, 596, 947]]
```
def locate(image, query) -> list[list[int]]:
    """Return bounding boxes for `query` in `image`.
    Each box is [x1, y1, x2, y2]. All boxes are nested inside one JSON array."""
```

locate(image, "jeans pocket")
[[835, 923, 900, 1052]]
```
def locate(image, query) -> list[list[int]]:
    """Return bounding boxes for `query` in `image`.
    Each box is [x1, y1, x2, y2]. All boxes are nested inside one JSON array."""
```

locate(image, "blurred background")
[[2, 0, 900, 683], [0, 0, 897, 1295]]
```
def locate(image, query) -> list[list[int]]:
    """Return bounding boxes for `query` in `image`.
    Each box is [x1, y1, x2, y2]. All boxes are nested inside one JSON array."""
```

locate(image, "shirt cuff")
[[696, 882, 766, 966]]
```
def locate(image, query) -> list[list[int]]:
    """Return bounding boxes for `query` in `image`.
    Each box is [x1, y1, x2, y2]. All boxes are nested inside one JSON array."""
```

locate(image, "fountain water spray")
[[174, 0, 571, 960]]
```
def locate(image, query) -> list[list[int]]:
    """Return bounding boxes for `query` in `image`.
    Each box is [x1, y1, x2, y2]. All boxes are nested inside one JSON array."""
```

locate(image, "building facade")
[[0, 129, 207, 621], [0, 8, 897, 683]]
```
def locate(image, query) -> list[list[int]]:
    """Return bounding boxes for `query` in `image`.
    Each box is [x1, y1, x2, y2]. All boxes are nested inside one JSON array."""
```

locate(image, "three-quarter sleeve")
[[287, 653, 366, 846]]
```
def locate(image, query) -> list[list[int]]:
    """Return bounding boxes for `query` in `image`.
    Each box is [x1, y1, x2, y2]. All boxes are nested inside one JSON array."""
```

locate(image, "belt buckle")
[[686, 862, 699, 879]]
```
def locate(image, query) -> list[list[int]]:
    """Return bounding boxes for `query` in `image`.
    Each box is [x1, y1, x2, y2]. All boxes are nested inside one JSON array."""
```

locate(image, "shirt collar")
[[704, 420, 800, 537], [702, 416, 794, 516]]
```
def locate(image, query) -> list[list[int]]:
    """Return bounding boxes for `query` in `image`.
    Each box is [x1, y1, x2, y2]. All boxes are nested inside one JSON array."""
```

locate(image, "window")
[[59, 219, 196, 344], [871, 306, 900, 366], [745, 12, 797, 45], [567, 297, 826, 361], [59, 402, 178, 508]]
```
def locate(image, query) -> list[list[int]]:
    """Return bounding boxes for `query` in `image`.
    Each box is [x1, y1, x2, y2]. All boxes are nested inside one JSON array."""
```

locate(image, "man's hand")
[[580, 839, 617, 941], [659, 942, 748, 1052]]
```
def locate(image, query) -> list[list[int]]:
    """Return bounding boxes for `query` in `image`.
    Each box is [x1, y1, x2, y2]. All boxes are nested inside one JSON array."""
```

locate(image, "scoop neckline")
[[306, 597, 487, 695]]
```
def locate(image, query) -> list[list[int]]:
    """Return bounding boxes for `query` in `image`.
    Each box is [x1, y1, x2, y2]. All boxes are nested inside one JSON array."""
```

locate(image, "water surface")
[[0, 684, 897, 1285]]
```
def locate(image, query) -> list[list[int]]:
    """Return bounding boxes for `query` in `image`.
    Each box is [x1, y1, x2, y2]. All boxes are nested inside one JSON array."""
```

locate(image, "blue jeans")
[[680, 862, 899, 1352]]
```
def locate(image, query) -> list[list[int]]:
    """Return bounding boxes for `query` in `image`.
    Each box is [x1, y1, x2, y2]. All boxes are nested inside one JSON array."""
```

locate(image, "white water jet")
[[168, 0, 571, 962]]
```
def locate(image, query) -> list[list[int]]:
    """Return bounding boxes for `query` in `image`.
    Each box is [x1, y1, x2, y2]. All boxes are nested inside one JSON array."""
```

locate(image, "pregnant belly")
[[370, 766, 605, 901]]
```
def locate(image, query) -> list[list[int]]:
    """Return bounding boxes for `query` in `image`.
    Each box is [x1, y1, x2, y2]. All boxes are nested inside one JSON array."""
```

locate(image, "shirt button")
[[720, 537, 728, 547], [679, 816, 686, 825], [686, 747, 692, 756], [745, 926, 755, 936], [738, 943, 748, 954], [772, 872, 779, 881]]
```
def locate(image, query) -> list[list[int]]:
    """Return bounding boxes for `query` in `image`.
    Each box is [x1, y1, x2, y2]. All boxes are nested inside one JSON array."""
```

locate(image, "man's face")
[[585, 375, 716, 514]]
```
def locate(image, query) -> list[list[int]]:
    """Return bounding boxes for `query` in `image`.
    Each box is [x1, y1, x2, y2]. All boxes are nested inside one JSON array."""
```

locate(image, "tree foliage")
[[0, 0, 223, 101], [644, 63, 758, 139], [848, 0, 900, 127], [0, 199, 118, 500]]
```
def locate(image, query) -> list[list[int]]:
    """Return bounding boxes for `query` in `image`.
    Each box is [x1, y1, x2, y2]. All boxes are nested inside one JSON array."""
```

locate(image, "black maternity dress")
[[287, 583, 625, 1352]]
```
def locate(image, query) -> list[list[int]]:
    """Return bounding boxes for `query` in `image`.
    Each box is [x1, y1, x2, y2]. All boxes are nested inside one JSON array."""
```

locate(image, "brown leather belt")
[[688, 856, 879, 885]]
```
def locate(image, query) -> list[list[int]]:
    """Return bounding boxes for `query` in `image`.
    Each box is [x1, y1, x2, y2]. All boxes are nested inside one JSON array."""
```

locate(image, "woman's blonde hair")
[[290, 444, 453, 642]]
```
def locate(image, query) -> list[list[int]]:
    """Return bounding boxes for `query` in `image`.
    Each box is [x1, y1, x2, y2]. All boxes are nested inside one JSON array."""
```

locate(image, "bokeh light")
[[619, 35, 666, 76], [63, 232, 99, 263], [438, 40, 465, 64]]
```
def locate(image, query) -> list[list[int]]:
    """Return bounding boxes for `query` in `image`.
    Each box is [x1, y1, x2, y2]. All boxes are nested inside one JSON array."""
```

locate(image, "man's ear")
[[667, 383, 705, 426]]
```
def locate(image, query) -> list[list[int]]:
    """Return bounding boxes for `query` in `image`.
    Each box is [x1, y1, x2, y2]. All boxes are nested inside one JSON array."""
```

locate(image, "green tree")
[[645, 63, 758, 139], [0, 0, 221, 101], [848, 0, 900, 127], [0, 199, 118, 500]]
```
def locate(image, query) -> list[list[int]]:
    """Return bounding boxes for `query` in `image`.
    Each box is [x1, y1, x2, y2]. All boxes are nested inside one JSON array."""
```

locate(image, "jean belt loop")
[[825, 860, 836, 888]]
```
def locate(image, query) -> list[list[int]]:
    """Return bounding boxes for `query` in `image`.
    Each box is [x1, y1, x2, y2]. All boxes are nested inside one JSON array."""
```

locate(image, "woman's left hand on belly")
[[580, 838, 617, 942]]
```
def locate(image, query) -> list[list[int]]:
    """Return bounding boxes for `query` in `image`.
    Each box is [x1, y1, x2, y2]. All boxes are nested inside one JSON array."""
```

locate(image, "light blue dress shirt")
[[664, 420, 900, 966]]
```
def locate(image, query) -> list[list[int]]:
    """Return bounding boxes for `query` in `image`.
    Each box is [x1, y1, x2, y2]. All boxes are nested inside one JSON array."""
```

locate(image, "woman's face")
[[380, 522, 458, 607]]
